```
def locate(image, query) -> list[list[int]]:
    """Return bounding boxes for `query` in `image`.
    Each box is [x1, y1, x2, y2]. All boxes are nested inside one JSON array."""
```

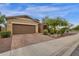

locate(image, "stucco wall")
[[7, 17, 39, 34]]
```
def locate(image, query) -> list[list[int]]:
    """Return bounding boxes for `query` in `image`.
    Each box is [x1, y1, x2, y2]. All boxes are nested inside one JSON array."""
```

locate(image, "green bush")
[[56, 30, 60, 34], [0, 31, 11, 38], [49, 28, 54, 34], [73, 25, 79, 31], [43, 29, 48, 35], [59, 28, 66, 35]]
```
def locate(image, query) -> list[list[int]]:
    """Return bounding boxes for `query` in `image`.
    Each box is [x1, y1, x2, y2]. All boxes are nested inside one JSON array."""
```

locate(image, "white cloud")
[[0, 3, 10, 7], [0, 4, 75, 17], [0, 3, 78, 26], [26, 6, 60, 12]]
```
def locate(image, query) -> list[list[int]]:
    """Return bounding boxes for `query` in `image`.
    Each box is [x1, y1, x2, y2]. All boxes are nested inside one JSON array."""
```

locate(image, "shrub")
[[43, 29, 48, 35], [56, 30, 60, 34], [73, 25, 79, 31], [49, 28, 54, 34], [59, 28, 66, 35], [0, 31, 11, 38]]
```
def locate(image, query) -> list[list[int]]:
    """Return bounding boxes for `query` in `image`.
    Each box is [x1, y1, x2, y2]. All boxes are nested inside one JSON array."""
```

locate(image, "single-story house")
[[0, 15, 44, 35]]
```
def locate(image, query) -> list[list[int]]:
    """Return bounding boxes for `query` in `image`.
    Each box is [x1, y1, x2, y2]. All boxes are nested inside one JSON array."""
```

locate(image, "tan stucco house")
[[1, 15, 42, 35]]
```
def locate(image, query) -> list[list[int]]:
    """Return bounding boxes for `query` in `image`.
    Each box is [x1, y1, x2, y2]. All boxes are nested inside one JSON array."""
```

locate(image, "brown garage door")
[[13, 24, 36, 34]]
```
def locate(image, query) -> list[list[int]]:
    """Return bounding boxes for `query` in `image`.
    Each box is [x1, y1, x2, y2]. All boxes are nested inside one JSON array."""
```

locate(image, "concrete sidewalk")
[[0, 33, 79, 56]]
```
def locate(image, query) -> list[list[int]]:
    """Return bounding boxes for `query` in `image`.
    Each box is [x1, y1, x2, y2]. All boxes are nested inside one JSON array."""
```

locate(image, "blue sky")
[[0, 3, 79, 25]]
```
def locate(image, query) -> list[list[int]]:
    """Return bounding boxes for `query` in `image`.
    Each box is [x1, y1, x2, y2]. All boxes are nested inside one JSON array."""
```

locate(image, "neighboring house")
[[0, 15, 42, 35]]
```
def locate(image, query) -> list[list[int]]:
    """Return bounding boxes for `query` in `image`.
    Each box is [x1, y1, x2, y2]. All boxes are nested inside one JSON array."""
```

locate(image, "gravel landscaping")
[[49, 32, 77, 39], [0, 37, 12, 53]]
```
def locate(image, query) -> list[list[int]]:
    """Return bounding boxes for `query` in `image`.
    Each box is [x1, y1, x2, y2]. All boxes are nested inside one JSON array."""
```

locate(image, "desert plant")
[[49, 28, 54, 34], [43, 29, 48, 35], [59, 28, 67, 35], [0, 12, 7, 30], [0, 31, 11, 38], [43, 17, 70, 35]]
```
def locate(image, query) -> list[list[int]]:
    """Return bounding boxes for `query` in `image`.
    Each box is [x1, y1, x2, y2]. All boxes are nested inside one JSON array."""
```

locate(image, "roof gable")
[[6, 15, 39, 23]]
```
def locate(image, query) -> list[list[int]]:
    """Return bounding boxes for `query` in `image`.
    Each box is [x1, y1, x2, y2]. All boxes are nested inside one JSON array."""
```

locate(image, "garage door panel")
[[13, 24, 36, 34]]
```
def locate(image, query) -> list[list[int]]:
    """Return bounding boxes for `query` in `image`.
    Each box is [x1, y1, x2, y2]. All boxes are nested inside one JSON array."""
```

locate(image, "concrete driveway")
[[11, 33, 53, 50]]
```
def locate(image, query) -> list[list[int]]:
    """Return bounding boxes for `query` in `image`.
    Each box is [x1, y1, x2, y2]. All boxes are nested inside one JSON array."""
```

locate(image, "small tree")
[[43, 16, 70, 35], [43, 17, 54, 33], [0, 12, 7, 31]]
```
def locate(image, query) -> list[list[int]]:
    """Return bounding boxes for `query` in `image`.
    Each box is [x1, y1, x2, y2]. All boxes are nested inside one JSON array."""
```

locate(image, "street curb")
[[62, 41, 79, 56]]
